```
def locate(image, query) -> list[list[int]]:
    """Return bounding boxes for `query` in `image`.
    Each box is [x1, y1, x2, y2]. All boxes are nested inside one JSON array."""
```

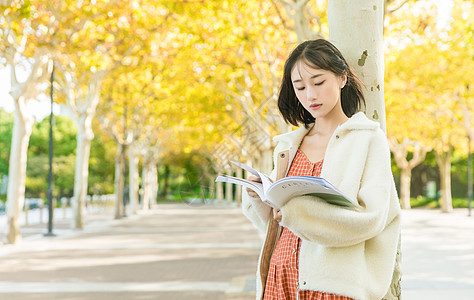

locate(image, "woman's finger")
[[248, 175, 262, 182]]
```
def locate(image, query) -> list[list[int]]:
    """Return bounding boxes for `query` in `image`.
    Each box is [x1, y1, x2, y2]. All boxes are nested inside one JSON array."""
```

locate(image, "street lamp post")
[[44, 63, 55, 236]]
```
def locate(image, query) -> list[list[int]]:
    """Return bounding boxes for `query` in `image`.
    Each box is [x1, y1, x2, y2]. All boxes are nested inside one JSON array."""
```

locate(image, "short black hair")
[[277, 39, 365, 128]]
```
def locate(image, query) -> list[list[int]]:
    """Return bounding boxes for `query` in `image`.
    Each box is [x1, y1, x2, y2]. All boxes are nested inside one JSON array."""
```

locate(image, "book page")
[[230, 161, 274, 193], [230, 161, 260, 177], [265, 176, 355, 208], [304, 193, 356, 207], [215, 175, 265, 200]]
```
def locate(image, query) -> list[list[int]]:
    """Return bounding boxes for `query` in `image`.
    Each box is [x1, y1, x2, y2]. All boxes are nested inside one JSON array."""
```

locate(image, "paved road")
[[0, 203, 262, 300], [401, 209, 474, 300], [0, 203, 473, 300]]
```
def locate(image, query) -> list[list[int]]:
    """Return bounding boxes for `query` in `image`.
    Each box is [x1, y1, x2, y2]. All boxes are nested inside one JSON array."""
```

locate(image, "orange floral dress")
[[263, 149, 354, 300]]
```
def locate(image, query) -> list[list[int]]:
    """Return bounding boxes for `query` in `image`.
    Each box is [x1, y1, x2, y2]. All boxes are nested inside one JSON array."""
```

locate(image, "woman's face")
[[290, 60, 346, 120]]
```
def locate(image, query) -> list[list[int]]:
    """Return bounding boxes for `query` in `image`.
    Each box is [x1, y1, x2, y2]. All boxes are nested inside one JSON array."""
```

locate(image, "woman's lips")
[[309, 103, 322, 110]]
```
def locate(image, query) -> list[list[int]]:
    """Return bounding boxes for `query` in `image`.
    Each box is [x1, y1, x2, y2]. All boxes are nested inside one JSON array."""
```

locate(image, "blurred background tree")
[[385, 0, 473, 211], [0, 0, 473, 243]]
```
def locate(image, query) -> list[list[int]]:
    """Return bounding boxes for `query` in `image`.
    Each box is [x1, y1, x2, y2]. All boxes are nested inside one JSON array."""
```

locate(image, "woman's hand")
[[273, 209, 282, 222], [246, 175, 262, 198]]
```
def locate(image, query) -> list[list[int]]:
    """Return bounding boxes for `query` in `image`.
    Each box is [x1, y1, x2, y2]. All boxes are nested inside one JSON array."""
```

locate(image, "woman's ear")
[[340, 74, 347, 88]]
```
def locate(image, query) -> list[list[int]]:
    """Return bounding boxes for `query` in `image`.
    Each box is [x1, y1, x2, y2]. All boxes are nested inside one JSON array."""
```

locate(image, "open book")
[[215, 161, 358, 210]]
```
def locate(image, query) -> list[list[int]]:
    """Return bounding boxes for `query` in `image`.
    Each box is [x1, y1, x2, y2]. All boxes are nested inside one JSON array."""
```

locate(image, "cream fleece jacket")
[[242, 112, 401, 300]]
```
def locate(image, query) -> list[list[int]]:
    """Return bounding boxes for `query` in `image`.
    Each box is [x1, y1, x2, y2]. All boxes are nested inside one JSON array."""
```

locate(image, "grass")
[[410, 196, 472, 209]]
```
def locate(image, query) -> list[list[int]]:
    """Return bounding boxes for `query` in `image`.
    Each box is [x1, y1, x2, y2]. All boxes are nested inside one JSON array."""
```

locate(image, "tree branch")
[[296, 0, 310, 10], [387, 0, 411, 13], [271, 0, 294, 31]]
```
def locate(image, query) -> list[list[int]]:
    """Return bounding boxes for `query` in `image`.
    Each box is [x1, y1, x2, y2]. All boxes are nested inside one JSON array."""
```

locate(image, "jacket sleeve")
[[279, 130, 400, 247], [241, 168, 275, 233]]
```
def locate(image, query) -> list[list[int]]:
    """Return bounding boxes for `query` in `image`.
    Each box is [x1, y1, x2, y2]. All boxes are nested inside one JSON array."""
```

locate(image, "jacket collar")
[[273, 112, 379, 146]]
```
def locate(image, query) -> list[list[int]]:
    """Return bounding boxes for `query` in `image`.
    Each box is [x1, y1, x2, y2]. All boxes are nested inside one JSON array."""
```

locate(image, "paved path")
[[0, 203, 262, 300], [0, 203, 473, 299], [401, 209, 474, 300]]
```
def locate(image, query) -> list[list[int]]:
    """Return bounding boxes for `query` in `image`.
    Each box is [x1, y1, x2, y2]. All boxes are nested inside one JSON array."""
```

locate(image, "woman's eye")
[[315, 81, 325, 86], [296, 87, 305, 91]]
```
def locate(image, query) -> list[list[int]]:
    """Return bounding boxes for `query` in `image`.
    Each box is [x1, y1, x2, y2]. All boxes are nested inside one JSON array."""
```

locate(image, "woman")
[[242, 39, 401, 300]]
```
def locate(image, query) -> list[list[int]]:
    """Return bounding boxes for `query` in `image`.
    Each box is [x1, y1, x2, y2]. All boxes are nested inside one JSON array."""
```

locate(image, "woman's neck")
[[308, 112, 348, 137]]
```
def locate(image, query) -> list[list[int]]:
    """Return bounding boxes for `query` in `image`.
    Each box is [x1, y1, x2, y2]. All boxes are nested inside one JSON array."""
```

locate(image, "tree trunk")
[[160, 164, 170, 199], [4, 46, 50, 244], [5, 105, 34, 244], [216, 172, 224, 203], [150, 163, 158, 206], [72, 121, 93, 228], [276, 0, 324, 42], [262, 148, 273, 175], [400, 168, 412, 209], [128, 148, 139, 215], [226, 171, 233, 204], [328, 3, 402, 299], [435, 150, 453, 213], [235, 167, 242, 206], [63, 70, 106, 229], [142, 162, 157, 209], [255, 151, 266, 175], [209, 178, 215, 202], [114, 144, 126, 219], [141, 162, 151, 210], [388, 137, 431, 210], [328, 0, 386, 132]]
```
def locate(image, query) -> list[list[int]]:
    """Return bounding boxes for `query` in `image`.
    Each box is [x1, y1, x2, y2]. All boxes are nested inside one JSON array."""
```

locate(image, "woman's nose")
[[306, 86, 317, 100]]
